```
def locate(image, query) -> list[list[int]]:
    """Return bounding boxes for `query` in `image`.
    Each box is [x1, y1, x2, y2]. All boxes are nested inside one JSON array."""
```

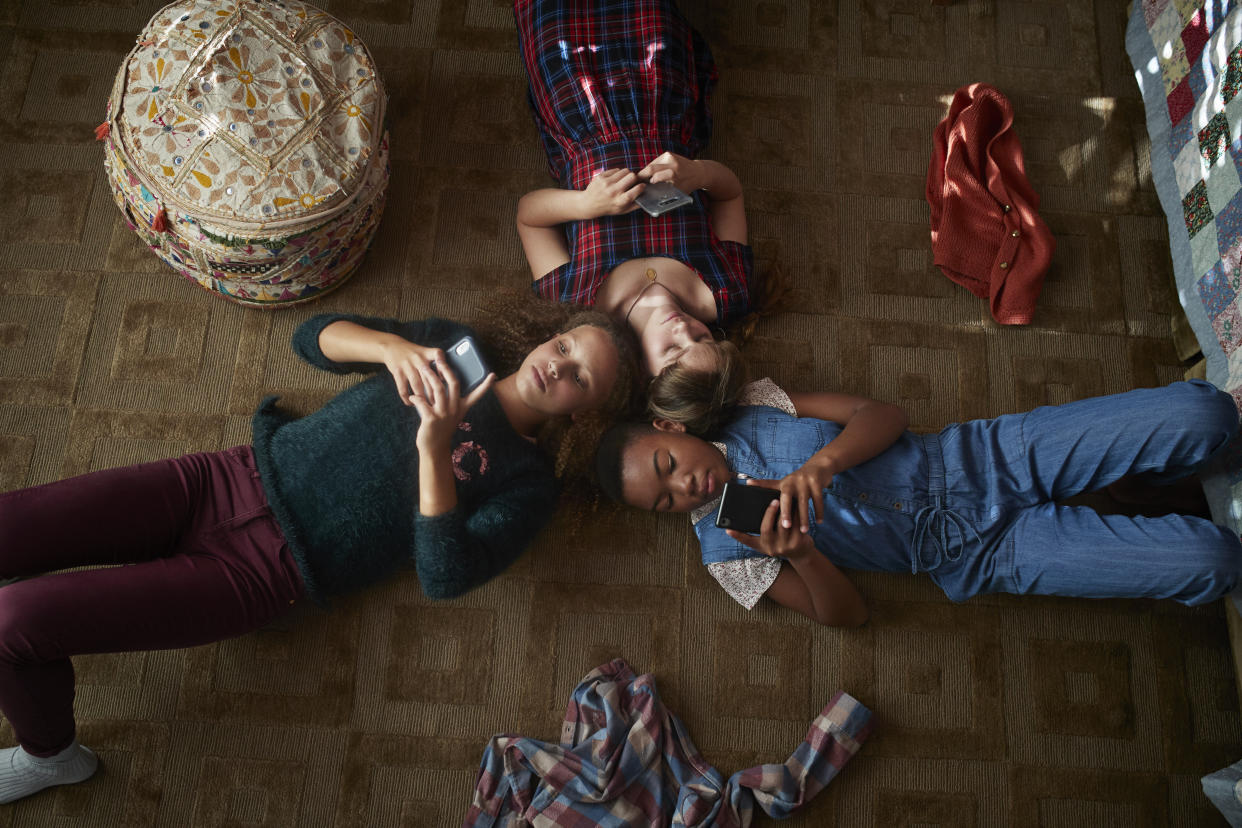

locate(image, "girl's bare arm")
[[516, 169, 647, 279], [765, 555, 868, 628], [639, 153, 746, 243], [728, 501, 867, 627], [770, 391, 909, 531]]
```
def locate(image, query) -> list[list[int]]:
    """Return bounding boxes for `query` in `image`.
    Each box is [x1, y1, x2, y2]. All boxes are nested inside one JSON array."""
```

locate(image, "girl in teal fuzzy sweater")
[[0, 299, 638, 803]]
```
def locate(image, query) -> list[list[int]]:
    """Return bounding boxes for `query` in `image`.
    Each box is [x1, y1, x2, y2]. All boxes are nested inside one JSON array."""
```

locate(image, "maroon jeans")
[[0, 446, 304, 755]]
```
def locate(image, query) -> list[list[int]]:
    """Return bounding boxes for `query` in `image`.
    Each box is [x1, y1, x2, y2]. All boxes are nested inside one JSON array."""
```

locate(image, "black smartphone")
[[714, 482, 779, 535], [634, 180, 693, 217], [441, 335, 490, 393]]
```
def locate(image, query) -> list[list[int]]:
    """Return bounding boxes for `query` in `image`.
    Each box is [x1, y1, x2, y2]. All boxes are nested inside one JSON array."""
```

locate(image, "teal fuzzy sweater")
[[251, 314, 558, 605]]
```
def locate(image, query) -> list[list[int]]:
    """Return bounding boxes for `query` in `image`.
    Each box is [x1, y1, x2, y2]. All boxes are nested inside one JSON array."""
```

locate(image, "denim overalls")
[[693, 380, 1242, 605]]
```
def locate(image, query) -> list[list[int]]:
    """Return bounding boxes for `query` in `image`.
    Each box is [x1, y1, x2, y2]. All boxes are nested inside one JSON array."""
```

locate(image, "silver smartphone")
[[441, 335, 490, 393], [635, 180, 693, 217]]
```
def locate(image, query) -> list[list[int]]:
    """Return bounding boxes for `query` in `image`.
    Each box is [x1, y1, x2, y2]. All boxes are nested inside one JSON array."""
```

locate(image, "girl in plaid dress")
[[514, 0, 755, 388]]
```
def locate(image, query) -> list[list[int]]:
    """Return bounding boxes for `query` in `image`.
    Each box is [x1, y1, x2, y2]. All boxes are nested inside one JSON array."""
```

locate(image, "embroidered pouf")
[[100, 0, 389, 306]]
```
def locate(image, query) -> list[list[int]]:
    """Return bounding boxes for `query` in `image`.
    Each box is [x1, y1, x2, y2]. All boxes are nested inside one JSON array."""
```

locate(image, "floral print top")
[[691, 378, 793, 609]]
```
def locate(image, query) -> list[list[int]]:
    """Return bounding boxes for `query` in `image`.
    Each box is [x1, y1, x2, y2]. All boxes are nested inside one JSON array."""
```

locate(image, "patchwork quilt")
[[1127, 0, 1242, 531]]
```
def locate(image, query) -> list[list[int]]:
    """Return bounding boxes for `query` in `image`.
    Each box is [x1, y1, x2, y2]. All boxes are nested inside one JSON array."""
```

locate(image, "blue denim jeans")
[[923, 380, 1241, 603]]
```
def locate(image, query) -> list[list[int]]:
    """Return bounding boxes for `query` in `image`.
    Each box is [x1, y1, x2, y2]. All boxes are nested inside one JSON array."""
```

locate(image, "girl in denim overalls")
[[596, 379, 1242, 626]]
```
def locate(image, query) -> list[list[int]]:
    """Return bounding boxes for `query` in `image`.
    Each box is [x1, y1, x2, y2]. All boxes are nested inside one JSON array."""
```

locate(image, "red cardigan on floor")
[[927, 82, 1055, 325]]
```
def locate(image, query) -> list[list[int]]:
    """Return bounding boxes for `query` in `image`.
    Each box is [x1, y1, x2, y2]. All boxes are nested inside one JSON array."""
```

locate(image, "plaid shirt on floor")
[[462, 659, 872, 827]]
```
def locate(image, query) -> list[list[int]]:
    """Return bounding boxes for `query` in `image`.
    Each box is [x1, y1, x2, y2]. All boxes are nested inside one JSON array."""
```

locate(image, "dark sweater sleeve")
[[291, 314, 470, 374], [412, 469, 559, 599]]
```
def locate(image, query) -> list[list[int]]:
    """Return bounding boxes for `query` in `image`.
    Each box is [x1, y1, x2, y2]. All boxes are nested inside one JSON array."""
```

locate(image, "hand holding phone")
[[715, 481, 780, 535], [383, 335, 490, 409], [440, 335, 490, 394], [768, 455, 837, 532], [409, 340, 495, 452], [582, 168, 646, 216], [723, 491, 818, 563], [634, 180, 693, 217]]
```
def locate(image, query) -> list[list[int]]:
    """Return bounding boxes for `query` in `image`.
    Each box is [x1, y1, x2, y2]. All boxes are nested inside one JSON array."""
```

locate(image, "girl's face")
[[638, 307, 715, 376], [515, 325, 620, 417], [620, 429, 731, 512]]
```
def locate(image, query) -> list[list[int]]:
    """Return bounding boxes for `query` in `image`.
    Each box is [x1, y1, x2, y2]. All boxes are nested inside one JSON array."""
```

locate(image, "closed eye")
[[650, 450, 672, 512]]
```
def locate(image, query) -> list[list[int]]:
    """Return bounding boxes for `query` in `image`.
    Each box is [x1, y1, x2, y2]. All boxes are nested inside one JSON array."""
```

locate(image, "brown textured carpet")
[[1, 0, 1239, 825]]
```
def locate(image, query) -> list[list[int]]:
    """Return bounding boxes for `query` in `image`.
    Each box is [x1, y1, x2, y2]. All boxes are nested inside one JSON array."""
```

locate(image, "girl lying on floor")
[[594, 378, 1242, 627], [0, 298, 638, 804], [513, 0, 757, 398]]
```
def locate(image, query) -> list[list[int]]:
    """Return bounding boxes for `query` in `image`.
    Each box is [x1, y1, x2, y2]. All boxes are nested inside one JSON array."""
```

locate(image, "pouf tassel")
[[151, 206, 168, 233], [94, 122, 110, 141]]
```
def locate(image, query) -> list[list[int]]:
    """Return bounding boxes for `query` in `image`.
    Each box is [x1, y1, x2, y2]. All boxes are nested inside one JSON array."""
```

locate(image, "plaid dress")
[[515, 0, 755, 325]]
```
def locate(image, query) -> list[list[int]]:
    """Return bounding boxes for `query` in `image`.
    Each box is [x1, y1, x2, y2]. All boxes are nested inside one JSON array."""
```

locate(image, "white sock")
[[0, 741, 97, 804]]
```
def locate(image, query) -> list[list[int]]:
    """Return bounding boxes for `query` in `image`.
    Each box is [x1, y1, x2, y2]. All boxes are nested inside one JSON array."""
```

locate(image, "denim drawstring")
[[910, 435, 981, 573], [910, 500, 980, 573]]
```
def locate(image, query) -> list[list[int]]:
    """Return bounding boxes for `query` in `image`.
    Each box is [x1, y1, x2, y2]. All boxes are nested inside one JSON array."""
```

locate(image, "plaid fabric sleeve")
[[711, 239, 756, 325], [734, 691, 873, 820], [672, 691, 873, 826]]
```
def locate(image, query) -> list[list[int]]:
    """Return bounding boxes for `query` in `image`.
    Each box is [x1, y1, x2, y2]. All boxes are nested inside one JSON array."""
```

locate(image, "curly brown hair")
[[470, 292, 642, 480]]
